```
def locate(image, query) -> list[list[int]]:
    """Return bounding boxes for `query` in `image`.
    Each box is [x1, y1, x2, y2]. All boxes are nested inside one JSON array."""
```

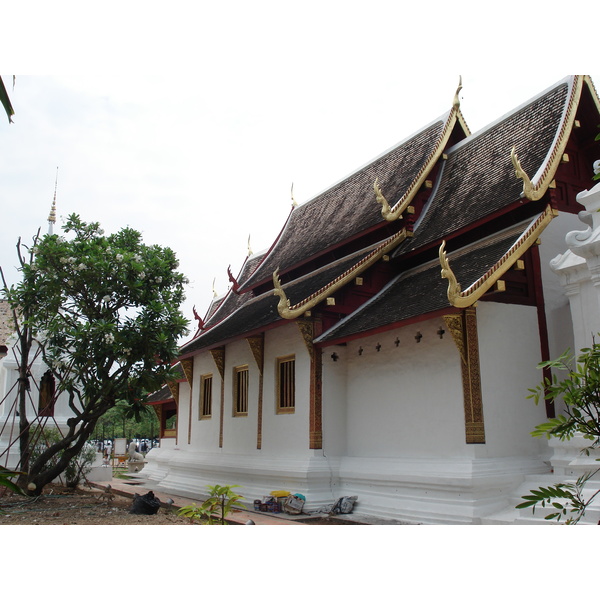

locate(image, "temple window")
[[200, 374, 212, 419], [38, 370, 56, 417], [233, 365, 249, 416], [276, 355, 295, 414]]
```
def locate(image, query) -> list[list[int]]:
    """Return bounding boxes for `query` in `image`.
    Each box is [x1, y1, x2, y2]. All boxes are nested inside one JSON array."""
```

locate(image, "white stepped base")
[[482, 472, 600, 525], [141, 448, 549, 524], [482, 435, 600, 524]]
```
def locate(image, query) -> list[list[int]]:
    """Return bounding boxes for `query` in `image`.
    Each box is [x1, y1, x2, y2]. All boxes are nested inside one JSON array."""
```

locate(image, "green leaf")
[[0, 76, 15, 123], [516, 500, 538, 509]]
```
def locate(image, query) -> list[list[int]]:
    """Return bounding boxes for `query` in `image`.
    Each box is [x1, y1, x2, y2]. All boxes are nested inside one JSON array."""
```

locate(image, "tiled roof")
[[146, 362, 183, 404], [315, 222, 531, 344], [201, 251, 265, 331], [243, 117, 450, 288], [180, 244, 378, 356], [147, 384, 174, 404], [398, 82, 569, 255]]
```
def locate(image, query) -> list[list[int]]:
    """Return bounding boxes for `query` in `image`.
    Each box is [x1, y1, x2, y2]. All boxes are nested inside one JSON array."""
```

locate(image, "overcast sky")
[[1, 2, 598, 344]]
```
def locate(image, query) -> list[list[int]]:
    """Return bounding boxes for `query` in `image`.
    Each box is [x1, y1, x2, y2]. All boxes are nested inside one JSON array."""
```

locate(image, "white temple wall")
[[342, 319, 465, 459], [476, 301, 548, 458], [175, 380, 190, 445], [186, 323, 312, 458], [189, 352, 221, 449], [260, 323, 311, 456], [220, 338, 260, 454], [321, 345, 348, 457]]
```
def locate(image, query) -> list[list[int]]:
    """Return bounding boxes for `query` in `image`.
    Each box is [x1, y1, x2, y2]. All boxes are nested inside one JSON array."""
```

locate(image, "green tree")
[[1, 214, 189, 494], [29, 427, 96, 488], [92, 399, 159, 442], [517, 344, 600, 523]]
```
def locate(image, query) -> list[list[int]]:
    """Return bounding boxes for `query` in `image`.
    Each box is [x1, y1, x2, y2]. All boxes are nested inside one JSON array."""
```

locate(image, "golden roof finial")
[[291, 182, 298, 208], [453, 76, 463, 110], [212, 277, 217, 298], [247, 235, 253, 256]]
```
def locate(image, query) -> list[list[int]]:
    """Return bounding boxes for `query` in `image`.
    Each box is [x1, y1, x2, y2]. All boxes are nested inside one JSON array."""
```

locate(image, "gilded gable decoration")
[[512, 76, 585, 202], [511, 147, 546, 202], [374, 78, 470, 222], [273, 228, 410, 319], [374, 178, 402, 220], [439, 205, 557, 308]]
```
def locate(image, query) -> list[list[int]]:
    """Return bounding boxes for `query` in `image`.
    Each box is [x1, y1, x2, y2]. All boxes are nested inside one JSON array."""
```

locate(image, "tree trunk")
[[16, 330, 32, 490]]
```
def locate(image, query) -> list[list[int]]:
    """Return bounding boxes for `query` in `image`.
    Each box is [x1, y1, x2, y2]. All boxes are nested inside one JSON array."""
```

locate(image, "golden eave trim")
[[375, 83, 470, 222], [512, 76, 584, 202], [439, 205, 556, 308], [273, 228, 410, 319]]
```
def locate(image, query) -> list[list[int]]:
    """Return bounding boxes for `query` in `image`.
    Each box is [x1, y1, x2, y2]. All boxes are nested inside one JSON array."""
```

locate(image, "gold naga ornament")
[[273, 228, 410, 319], [439, 205, 556, 308], [374, 77, 469, 222], [510, 146, 548, 202]]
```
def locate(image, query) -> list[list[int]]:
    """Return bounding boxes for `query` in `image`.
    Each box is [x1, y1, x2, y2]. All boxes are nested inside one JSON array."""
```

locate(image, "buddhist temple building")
[[144, 76, 600, 523]]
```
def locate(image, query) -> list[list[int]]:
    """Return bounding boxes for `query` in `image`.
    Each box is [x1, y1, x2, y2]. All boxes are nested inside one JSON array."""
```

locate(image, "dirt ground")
[[0, 484, 194, 525]]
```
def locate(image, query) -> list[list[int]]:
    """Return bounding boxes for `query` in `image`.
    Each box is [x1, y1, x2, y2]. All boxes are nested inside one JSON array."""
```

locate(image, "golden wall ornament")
[[210, 346, 225, 379], [273, 228, 410, 319], [463, 308, 485, 443], [246, 334, 264, 374], [167, 380, 179, 406], [208, 346, 226, 448], [439, 205, 556, 308], [180, 358, 193, 385], [296, 319, 316, 359], [443, 314, 466, 364], [246, 334, 264, 449], [444, 309, 485, 443]]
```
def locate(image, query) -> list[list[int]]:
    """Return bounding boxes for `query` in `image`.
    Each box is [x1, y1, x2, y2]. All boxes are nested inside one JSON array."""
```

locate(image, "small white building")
[[0, 304, 73, 469], [0, 200, 82, 473], [144, 76, 600, 523]]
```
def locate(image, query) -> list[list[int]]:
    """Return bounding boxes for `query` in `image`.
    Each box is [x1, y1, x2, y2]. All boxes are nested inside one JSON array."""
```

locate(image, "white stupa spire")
[[48, 167, 58, 235]]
